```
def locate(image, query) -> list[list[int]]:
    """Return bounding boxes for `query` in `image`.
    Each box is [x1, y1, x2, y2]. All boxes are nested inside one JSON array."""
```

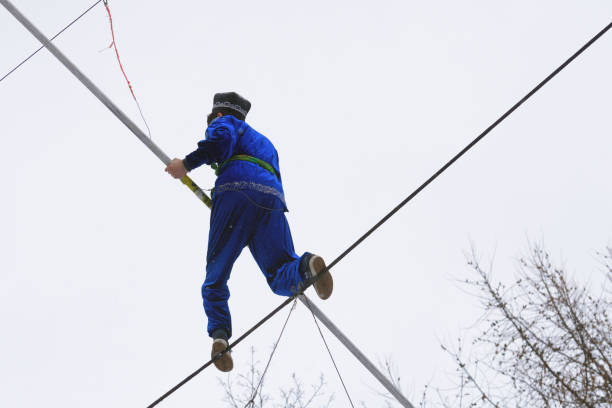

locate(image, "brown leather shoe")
[[309, 255, 333, 300], [211, 338, 233, 372]]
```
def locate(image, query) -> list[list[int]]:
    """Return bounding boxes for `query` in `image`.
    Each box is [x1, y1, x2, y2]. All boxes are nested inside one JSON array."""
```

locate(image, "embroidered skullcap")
[[212, 92, 251, 119]]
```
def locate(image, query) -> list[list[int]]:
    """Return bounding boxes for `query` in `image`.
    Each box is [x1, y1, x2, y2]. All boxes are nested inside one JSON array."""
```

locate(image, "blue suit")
[[183, 115, 308, 339]]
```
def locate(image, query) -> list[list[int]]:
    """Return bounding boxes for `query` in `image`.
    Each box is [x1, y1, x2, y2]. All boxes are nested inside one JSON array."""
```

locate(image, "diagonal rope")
[[146, 20, 612, 407], [0, 0, 103, 84], [244, 299, 297, 408], [322, 20, 612, 274], [146, 297, 297, 408], [302, 295, 356, 408]]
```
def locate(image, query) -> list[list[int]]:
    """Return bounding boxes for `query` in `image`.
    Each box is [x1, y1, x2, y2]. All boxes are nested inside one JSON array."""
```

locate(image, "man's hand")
[[165, 158, 187, 179]]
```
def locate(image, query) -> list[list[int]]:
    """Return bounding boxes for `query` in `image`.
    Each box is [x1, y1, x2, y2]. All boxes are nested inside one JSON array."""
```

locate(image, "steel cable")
[[146, 20, 612, 407]]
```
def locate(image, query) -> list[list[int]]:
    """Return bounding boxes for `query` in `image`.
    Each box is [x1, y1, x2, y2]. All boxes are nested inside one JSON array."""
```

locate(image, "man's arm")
[[165, 117, 238, 179]]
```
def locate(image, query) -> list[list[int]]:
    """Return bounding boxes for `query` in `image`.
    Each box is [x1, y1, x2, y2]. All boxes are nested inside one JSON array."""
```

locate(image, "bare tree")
[[358, 358, 408, 408], [219, 347, 334, 408], [603, 247, 612, 289], [221, 245, 612, 408], [435, 245, 612, 407]]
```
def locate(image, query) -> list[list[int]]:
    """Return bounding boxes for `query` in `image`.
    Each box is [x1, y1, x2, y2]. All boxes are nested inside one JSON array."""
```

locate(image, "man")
[[165, 92, 332, 372]]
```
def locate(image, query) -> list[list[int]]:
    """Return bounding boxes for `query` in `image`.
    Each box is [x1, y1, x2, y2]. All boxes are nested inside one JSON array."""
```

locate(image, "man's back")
[[209, 115, 286, 208]]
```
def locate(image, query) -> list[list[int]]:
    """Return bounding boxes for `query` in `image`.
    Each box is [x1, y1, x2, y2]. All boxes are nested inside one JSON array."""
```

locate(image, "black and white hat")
[[212, 92, 251, 119]]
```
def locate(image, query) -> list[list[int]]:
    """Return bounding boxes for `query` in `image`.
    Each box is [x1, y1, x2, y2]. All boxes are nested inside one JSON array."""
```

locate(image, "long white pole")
[[299, 295, 415, 408], [3, 3, 415, 406], [1, 0, 211, 207]]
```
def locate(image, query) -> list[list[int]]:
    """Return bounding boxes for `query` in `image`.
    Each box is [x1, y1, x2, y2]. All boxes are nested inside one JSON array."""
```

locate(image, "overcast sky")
[[2, 1, 611, 407]]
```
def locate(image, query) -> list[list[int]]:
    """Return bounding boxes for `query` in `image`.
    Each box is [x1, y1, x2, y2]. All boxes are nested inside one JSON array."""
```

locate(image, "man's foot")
[[211, 338, 233, 372], [307, 255, 333, 300]]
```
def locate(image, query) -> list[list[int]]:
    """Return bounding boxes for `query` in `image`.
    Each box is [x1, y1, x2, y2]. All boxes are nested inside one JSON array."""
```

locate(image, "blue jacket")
[[183, 115, 287, 210]]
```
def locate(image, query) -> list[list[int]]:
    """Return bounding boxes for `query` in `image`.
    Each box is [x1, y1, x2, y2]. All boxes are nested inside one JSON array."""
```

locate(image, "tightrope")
[[146, 20, 612, 408]]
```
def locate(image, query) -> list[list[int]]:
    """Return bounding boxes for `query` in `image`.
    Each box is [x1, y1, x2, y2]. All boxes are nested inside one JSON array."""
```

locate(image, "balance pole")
[[1, 0, 211, 208], [3, 3, 415, 406]]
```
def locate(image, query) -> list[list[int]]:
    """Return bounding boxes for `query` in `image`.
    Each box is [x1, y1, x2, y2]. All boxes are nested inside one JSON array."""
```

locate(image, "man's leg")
[[203, 191, 256, 340], [248, 205, 305, 296], [248, 191, 333, 299]]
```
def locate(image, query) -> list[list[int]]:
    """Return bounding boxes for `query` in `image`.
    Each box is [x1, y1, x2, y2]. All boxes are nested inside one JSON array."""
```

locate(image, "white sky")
[[1, 1, 611, 407]]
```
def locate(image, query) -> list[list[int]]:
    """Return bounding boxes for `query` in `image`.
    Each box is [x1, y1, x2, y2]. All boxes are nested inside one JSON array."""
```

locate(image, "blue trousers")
[[202, 190, 307, 339]]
